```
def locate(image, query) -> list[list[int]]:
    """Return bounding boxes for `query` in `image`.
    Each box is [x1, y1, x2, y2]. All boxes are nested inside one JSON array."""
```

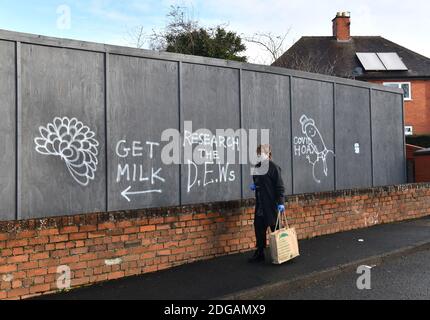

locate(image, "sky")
[[0, 0, 429, 64]]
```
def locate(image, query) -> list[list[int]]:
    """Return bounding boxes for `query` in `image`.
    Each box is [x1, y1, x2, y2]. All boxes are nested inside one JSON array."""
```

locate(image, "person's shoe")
[[248, 250, 265, 263]]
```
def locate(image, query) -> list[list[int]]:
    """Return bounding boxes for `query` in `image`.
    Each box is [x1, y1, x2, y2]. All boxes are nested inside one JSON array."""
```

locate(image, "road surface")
[[260, 249, 430, 300]]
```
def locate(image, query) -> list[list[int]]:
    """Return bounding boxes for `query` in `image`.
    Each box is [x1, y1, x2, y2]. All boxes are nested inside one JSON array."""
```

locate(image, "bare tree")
[[282, 51, 337, 75], [126, 25, 147, 49], [149, 5, 199, 51], [126, 6, 199, 51], [245, 29, 291, 64], [275, 50, 354, 78]]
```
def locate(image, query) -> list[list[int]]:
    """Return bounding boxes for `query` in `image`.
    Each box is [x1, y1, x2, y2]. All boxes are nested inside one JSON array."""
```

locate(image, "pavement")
[[262, 247, 430, 300], [35, 216, 430, 300]]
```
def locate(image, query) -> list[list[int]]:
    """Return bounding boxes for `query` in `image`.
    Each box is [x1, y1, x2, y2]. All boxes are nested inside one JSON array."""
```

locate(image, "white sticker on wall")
[[354, 143, 360, 154]]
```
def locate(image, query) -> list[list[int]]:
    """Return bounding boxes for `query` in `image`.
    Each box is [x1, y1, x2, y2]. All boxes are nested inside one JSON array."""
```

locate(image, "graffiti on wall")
[[184, 130, 238, 193], [115, 140, 165, 202], [294, 115, 335, 184], [34, 117, 99, 186]]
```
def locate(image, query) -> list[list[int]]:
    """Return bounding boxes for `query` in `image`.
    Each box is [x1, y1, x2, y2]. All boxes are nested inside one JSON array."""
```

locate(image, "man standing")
[[249, 144, 286, 263]]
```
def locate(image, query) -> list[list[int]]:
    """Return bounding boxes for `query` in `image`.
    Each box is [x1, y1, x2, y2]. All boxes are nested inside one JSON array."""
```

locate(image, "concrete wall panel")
[[372, 90, 406, 186], [0, 40, 16, 221], [19, 44, 106, 218], [335, 84, 372, 190], [108, 55, 180, 210], [242, 71, 292, 199], [291, 78, 335, 194], [181, 63, 241, 205]]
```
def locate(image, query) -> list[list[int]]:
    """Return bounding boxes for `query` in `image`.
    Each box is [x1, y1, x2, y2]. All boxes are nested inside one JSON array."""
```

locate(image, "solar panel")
[[377, 52, 408, 71], [356, 53, 386, 71]]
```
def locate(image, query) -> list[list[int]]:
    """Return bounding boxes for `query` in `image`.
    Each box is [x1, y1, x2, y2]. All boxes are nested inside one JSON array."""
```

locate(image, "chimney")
[[332, 11, 351, 41]]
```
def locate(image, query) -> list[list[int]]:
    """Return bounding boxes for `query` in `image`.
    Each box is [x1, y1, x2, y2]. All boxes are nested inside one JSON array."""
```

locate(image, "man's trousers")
[[254, 215, 277, 251]]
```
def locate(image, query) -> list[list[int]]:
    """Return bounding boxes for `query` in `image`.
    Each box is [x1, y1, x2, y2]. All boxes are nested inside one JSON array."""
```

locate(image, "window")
[[405, 126, 413, 136], [383, 82, 412, 101]]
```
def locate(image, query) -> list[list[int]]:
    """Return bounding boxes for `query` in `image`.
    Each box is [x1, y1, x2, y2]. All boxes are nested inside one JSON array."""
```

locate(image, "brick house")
[[273, 12, 430, 136]]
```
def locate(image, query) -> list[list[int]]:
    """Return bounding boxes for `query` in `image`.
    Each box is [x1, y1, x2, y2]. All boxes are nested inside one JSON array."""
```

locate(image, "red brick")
[[180, 214, 193, 222], [49, 235, 68, 243], [7, 288, 30, 299], [79, 253, 98, 261], [16, 230, 36, 239], [88, 231, 105, 239], [156, 224, 170, 231], [30, 284, 51, 294], [18, 261, 38, 270], [148, 217, 164, 224], [70, 261, 88, 270], [140, 225, 156, 232], [60, 226, 79, 234], [69, 232, 87, 240], [12, 247, 24, 255], [124, 227, 139, 234], [6, 239, 28, 248], [7, 255, 29, 263], [98, 222, 115, 230], [38, 229, 59, 236], [164, 216, 178, 223], [158, 249, 171, 256], [0, 264, 17, 273], [27, 268, 48, 277], [117, 220, 133, 228], [108, 271, 125, 280], [59, 255, 80, 264], [31, 237, 50, 245], [79, 225, 97, 232]]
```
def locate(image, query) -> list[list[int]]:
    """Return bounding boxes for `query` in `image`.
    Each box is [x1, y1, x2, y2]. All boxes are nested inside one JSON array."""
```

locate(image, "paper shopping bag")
[[269, 212, 300, 265]]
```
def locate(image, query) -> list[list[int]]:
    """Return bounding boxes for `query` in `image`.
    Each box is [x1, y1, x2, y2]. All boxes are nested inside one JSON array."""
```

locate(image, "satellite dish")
[[352, 67, 364, 77]]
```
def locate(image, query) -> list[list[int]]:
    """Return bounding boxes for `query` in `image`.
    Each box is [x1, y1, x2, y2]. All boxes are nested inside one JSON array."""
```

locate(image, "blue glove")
[[250, 183, 257, 191], [278, 205, 285, 213]]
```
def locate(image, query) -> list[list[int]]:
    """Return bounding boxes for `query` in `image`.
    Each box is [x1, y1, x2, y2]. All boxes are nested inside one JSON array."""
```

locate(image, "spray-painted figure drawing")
[[299, 115, 335, 184], [34, 117, 99, 187]]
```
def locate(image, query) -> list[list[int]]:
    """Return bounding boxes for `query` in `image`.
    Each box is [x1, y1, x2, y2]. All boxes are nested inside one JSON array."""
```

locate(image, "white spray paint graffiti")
[[364, 213, 379, 227], [294, 115, 335, 184], [115, 140, 165, 202], [184, 130, 238, 193], [34, 117, 99, 186]]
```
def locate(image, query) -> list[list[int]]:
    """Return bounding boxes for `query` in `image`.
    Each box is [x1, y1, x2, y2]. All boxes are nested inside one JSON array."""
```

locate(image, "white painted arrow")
[[121, 186, 162, 202]]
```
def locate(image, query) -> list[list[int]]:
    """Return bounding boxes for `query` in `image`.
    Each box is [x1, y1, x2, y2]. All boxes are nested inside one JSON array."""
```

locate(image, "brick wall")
[[332, 15, 351, 41], [1, 183, 430, 300]]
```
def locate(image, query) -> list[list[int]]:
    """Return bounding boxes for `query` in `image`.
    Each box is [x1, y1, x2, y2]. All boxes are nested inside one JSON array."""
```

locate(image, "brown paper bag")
[[269, 212, 300, 265]]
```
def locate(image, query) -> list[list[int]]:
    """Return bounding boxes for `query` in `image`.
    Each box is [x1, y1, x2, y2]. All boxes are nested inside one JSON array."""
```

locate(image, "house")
[[273, 12, 430, 136]]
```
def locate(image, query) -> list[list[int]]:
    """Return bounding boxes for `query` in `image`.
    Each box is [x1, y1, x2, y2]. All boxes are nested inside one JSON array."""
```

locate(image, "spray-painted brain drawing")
[[34, 117, 99, 186]]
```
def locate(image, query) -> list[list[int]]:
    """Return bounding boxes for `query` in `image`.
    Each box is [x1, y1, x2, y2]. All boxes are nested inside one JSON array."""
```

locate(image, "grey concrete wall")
[[0, 40, 16, 221], [372, 90, 406, 187], [108, 55, 180, 210], [0, 30, 406, 220], [19, 44, 106, 219], [242, 71, 292, 198], [335, 84, 372, 190], [292, 78, 335, 194], [180, 63, 241, 205]]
